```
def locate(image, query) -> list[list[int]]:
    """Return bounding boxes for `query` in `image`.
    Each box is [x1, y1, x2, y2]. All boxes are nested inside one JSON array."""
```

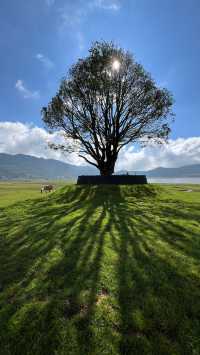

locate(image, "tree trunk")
[[100, 168, 113, 176], [99, 159, 116, 176]]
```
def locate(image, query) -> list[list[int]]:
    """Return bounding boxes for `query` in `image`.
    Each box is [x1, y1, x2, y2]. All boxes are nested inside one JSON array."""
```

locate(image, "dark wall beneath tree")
[[77, 175, 147, 185]]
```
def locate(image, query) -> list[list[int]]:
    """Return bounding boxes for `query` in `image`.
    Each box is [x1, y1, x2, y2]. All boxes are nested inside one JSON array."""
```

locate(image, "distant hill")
[[0, 153, 97, 180], [134, 164, 200, 178], [119, 164, 200, 178], [0, 153, 200, 180]]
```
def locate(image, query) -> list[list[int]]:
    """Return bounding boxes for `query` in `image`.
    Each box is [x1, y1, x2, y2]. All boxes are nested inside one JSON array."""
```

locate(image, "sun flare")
[[112, 59, 120, 71]]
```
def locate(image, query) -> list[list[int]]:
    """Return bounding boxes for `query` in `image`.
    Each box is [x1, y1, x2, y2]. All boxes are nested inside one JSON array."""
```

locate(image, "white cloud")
[[0, 122, 82, 166], [0, 122, 199, 170], [36, 53, 54, 69], [117, 137, 200, 171], [15, 80, 40, 99]]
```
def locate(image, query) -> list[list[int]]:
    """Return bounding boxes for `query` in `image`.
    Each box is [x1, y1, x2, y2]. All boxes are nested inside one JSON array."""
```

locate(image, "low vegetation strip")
[[0, 184, 200, 354]]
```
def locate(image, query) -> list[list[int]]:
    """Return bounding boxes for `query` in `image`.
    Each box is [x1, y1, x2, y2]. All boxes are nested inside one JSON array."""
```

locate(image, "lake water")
[[148, 178, 200, 184]]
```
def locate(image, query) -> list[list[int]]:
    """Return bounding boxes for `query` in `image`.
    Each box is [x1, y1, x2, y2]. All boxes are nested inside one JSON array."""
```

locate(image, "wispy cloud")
[[90, 0, 121, 11], [76, 32, 85, 51], [58, 0, 124, 16], [45, 0, 55, 6], [60, 0, 121, 27], [36, 53, 54, 69], [15, 80, 40, 99], [58, 0, 122, 51], [59, 3, 85, 29]]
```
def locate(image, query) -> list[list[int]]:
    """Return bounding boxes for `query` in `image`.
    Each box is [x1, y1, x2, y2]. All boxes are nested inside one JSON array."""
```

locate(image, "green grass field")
[[0, 182, 200, 354], [0, 181, 66, 207]]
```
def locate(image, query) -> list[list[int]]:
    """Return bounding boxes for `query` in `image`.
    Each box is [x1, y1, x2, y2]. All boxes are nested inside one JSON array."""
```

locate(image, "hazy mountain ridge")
[[0, 153, 97, 180], [0, 153, 200, 180], [126, 164, 200, 178], [142, 165, 200, 178]]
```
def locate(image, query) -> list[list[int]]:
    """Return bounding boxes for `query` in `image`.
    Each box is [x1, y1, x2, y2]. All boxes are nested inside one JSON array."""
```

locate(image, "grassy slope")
[[0, 184, 200, 354]]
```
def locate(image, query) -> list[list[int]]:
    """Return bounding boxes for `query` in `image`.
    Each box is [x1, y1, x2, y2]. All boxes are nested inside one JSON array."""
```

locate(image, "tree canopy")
[[42, 41, 174, 176]]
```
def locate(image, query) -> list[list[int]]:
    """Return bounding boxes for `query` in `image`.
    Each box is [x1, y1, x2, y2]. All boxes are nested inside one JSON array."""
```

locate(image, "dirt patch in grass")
[[63, 297, 89, 319], [96, 287, 109, 305]]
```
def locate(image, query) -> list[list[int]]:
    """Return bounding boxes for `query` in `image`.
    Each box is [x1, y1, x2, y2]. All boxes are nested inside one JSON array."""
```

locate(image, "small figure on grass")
[[41, 184, 54, 193]]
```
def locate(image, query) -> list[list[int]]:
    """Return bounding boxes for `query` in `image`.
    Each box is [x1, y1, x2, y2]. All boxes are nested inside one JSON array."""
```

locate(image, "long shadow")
[[0, 185, 112, 354], [0, 185, 200, 354], [108, 190, 200, 354]]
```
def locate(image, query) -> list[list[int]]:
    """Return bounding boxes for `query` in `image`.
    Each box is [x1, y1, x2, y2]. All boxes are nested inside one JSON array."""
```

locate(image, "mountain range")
[[0, 153, 200, 180], [0, 153, 96, 180]]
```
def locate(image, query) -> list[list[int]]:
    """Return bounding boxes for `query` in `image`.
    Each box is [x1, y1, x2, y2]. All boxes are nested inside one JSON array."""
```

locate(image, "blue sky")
[[0, 0, 199, 169]]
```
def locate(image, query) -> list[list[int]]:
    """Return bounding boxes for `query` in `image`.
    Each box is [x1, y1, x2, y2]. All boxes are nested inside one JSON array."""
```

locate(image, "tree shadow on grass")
[[0, 186, 114, 354], [109, 190, 200, 354], [0, 185, 200, 354]]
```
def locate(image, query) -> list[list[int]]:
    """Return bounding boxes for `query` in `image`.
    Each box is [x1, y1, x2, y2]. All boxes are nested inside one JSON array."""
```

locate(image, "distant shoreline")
[[148, 177, 200, 184], [0, 178, 200, 184]]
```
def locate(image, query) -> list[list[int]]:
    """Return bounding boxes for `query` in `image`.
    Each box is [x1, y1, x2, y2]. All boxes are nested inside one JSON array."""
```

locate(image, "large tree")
[[42, 41, 174, 176]]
